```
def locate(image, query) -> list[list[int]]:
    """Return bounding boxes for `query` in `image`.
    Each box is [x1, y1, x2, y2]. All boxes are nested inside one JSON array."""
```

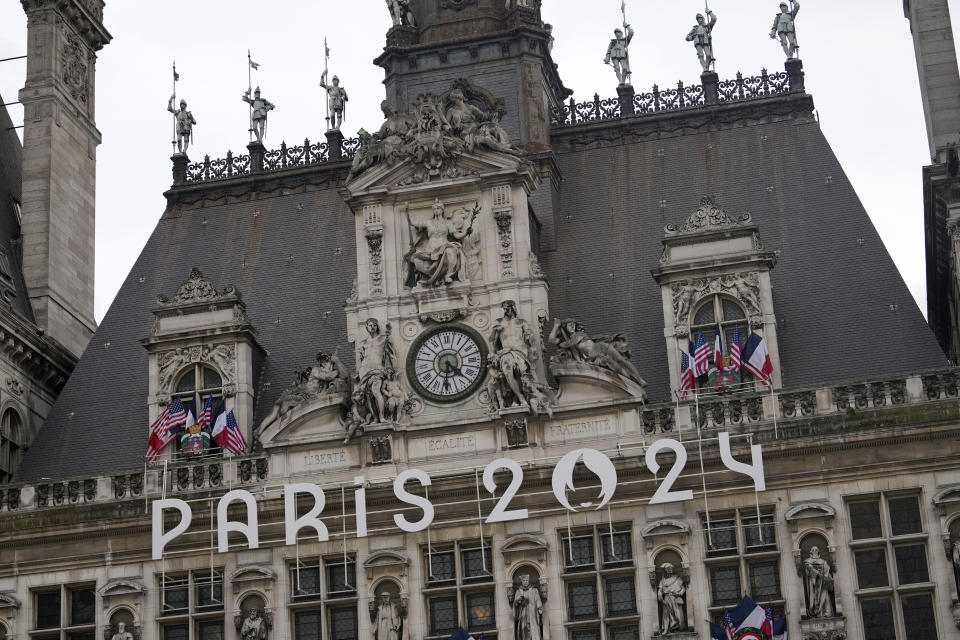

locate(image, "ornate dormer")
[[653, 197, 781, 392], [343, 80, 551, 428], [141, 269, 263, 455]]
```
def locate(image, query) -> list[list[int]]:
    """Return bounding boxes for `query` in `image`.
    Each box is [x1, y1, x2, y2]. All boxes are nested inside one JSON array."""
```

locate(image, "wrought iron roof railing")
[[551, 68, 793, 128], [184, 136, 359, 184]]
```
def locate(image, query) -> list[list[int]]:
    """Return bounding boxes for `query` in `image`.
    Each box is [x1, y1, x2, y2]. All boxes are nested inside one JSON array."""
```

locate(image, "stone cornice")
[[20, 0, 112, 51], [0, 303, 74, 393]]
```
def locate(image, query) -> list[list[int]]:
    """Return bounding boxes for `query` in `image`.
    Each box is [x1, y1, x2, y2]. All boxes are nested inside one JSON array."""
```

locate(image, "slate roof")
[[14, 90, 949, 481]]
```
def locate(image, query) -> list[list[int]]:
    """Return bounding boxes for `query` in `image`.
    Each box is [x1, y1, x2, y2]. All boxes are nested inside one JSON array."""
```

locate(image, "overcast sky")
[[1, 0, 959, 322]]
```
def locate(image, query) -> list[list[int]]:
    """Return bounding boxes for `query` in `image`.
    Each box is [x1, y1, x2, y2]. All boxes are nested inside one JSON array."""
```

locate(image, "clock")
[[407, 325, 488, 403]]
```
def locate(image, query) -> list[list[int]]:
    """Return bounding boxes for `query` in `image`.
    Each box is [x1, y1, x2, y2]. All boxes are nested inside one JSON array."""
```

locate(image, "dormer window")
[[174, 365, 224, 405], [691, 296, 753, 389], [0, 408, 24, 482]]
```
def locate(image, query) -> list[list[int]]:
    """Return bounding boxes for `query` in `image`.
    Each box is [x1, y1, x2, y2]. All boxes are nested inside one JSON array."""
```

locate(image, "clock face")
[[407, 325, 488, 403]]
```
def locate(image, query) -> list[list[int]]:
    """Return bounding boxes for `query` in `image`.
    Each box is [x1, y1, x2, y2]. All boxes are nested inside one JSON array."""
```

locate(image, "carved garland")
[[156, 344, 238, 404], [492, 186, 514, 278], [157, 268, 236, 306], [59, 23, 89, 105], [670, 271, 763, 337], [367, 231, 385, 297], [664, 196, 752, 235]]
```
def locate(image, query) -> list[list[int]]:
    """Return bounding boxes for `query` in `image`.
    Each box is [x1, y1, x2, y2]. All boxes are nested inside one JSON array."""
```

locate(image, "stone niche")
[[641, 520, 694, 639], [933, 485, 960, 627], [652, 197, 781, 392], [99, 579, 144, 640]]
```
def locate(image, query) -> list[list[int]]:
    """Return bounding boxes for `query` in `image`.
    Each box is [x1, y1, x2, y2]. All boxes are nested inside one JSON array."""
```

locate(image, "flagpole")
[[247, 50, 253, 142], [171, 61, 177, 155], [323, 38, 331, 131], [695, 389, 714, 549]]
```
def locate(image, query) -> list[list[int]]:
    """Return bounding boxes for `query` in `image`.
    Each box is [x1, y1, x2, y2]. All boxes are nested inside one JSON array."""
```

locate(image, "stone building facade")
[[2, 2, 960, 640]]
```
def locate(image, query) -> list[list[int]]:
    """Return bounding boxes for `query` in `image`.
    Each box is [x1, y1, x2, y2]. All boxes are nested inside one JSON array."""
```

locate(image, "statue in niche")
[[241, 87, 275, 143], [404, 199, 480, 288], [769, 0, 799, 59], [386, 0, 416, 27], [259, 350, 349, 432], [802, 546, 834, 618], [548, 318, 646, 387], [512, 574, 544, 640], [656, 563, 686, 635], [238, 609, 268, 640], [110, 622, 134, 640], [685, 10, 718, 72], [370, 592, 406, 640], [167, 96, 196, 154], [356, 319, 398, 424]]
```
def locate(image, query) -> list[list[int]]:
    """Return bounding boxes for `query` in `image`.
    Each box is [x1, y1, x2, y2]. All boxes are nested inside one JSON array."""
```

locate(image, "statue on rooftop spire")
[[770, 0, 800, 59], [167, 95, 196, 154], [386, 0, 416, 27], [320, 72, 348, 131], [686, 7, 717, 72], [242, 87, 275, 143], [604, 2, 634, 86]]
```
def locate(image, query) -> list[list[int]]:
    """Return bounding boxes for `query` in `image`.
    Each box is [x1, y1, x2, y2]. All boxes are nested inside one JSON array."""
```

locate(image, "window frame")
[[421, 539, 495, 640], [288, 556, 359, 640], [689, 294, 755, 390], [156, 570, 225, 640], [170, 364, 225, 459], [31, 583, 96, 640], [0, 406, 25, 483], [847, 492, 937, 640]]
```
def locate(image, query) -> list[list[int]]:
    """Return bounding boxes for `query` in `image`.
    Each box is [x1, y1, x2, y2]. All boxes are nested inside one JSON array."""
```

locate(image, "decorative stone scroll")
[[664, 196, 752, 235], [157, 268, 237, 306], [670, 271, 763, 335]]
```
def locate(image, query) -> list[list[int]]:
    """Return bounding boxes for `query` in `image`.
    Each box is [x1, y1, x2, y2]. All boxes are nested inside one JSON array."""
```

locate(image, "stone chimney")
[[18, 0, 111, 358]]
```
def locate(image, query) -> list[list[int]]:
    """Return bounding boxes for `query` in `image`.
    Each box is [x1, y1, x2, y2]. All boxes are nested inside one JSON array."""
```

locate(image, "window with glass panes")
[[0, 407, 24, 483], [560, 526, 638, 640], [157, 570, 224, 640], [31, 584, 96, 640], [289, 556, 359, 640], [172, 364, 224, 457], [690, 296, 753, 388], [703, 509, 783, 616], [422, 540, 495, 638], [847, 493, 937, 640]]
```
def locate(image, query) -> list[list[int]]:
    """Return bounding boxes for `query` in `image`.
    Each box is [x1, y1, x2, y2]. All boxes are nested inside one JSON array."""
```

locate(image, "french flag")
[[710, 596, 788, 639], [740, 332, 773, 388], [211, 401, 227, 449], [693, 329, 711, 377], [714, 324, 724, 371]]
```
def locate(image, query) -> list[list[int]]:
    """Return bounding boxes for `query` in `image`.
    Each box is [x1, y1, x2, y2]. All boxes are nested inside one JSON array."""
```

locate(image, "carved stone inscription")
[[289, 447, 359, 474], [544, 415, 618, 445], [408, 429, 496, 460]]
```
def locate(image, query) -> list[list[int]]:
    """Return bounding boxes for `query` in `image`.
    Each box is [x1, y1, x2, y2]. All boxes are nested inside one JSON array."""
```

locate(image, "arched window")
[[172, 364, 224, 457], [0, 408, 24, 483], [691, 296, 752, 388]]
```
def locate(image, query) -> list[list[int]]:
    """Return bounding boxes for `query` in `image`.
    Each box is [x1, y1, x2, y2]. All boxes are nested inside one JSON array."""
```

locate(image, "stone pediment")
[[363, 551, 409, 570], [641, 519, 691, 538], [258, 391, 350, 447], [664, 196, 752, 236], [344, 148, 535, 198], [229, 565, 276, 583], [98, 579, 144, 598], [784, 502, 836, 522], [502, 534, 549, 562], [0, 592, 20, 609]]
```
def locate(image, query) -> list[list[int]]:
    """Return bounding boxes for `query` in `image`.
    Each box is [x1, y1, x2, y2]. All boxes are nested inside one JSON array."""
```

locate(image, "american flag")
[[223, 410, 247, 456], [693, 329, 711, 377], [762, 606, 774, 640], [145, 398, 187, 462], [679, 350, 695, 399], [730, 325, 742, 372], [722, 610, 735, 640], [197, 395, 213, 432]]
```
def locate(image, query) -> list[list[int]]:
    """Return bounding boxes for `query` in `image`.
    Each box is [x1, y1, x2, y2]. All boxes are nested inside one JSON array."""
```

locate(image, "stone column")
[[326, 129, 345, 162], [616, 84, 636, 117], [247, 142, 266, 174], [701, 71, 719, 104], [785, 58, 805, 94], [171, 154, 189, 185]]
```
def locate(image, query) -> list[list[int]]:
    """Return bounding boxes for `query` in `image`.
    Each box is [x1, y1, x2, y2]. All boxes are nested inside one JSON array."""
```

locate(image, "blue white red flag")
[[211, 401, 228, 448], [693, 329, 711, 377], [740, 332, 774, 387], [730, 325, 742, 372], [145, 398, 186, 462], [708, 596, 787, 640], [223, 409, 248, 456], [679, 349, 695, 399], [714, 324, 724, 371]]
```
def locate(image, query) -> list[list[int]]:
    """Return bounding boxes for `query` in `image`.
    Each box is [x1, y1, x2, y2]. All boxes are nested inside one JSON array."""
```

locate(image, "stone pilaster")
[[326, 129, 345, 162], [616, 84, 636, 117], [701, 71, 719, 104], [247, 142, 265, 174], [786, 58, 805, 94], [171, 154, 189, 185]]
